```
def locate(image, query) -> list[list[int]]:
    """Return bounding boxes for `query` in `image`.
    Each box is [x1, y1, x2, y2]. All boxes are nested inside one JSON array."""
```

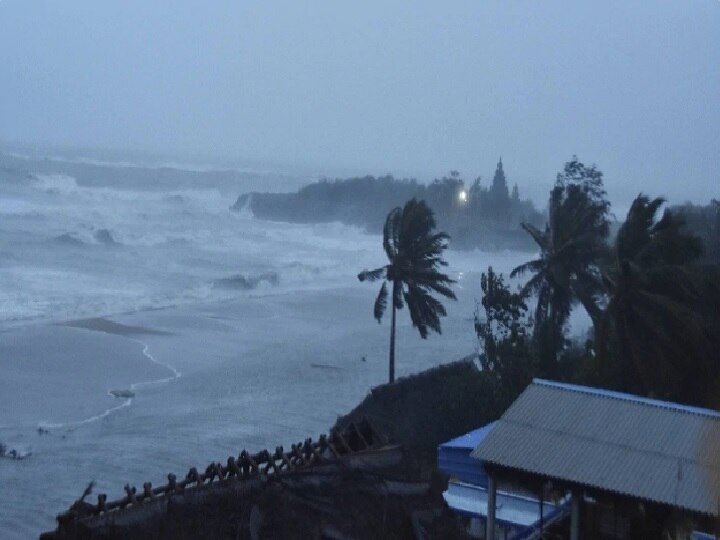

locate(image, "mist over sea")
[[0, 152, 534, 538]]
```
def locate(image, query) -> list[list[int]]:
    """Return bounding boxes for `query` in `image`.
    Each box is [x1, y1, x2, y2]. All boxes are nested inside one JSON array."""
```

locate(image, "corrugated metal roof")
[[471, 379, 720, 516], [441, 422, 497, 450], [438, 422, 496, 486]]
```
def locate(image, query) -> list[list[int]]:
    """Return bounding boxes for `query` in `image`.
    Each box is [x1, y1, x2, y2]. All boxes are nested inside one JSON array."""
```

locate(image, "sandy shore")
[[0, 324, 172, 429], [0, 276, 536, 539], [57, 317, 172, 336]]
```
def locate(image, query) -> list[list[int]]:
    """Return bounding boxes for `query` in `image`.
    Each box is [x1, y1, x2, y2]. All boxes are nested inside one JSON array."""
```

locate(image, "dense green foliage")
[[595, 196, 719, 404], [358, 199, 456, 383], [480, 157, 720, 408], [334, 359, 510, 461], [509, 157, 609, 376], [474, 268, 534, 400]]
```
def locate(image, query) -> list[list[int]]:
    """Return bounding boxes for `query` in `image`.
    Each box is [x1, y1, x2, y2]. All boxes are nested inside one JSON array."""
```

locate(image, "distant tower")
[[491, 157, 509, 200], [511, 183, 520, 202]]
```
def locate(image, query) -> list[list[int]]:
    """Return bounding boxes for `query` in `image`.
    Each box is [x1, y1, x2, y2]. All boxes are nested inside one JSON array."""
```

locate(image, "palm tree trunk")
[[389, 281, 397, 383], [575, 288, 603, 332]]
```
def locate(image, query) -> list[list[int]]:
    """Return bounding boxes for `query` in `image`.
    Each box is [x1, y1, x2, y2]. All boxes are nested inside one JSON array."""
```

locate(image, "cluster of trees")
[[234, 161, 543, 251], [355, 155, 718, 407], [354, 160, 719, 540], [475, 157, 720, 407]]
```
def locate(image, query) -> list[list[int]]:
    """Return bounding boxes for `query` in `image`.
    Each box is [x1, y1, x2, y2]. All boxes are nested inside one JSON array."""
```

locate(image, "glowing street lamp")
[[458, 190, 468, 203]]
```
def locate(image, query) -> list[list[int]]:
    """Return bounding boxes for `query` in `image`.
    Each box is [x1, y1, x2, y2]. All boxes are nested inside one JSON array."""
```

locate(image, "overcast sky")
[[0, 0, 718, 205]]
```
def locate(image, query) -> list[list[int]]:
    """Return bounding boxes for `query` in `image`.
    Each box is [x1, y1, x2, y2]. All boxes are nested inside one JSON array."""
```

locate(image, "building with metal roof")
[[438, 422, 496, 486], [471, 379, 720, 539], [438, 421, 569, 538], [441, 480, 566, 539]]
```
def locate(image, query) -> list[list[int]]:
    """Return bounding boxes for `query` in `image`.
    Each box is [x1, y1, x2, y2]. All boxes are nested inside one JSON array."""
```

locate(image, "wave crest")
[[212, 271, 280, 290]]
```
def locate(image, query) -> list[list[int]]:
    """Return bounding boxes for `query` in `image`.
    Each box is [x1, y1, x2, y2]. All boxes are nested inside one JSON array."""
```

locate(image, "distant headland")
[[232, 159, 545, 251]]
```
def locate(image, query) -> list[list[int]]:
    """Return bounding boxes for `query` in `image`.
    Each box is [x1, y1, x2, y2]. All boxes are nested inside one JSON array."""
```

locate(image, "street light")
[[458, 190, 467, 203]]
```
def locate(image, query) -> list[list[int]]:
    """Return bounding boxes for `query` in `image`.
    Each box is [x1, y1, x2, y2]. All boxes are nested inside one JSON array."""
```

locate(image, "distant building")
[[471, 379, 720, 539], [489, 157, 509, 202]]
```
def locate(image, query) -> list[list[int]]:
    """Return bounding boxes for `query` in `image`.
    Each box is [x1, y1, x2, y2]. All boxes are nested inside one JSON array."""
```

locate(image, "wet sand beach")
[[0, 282, 488, 538]]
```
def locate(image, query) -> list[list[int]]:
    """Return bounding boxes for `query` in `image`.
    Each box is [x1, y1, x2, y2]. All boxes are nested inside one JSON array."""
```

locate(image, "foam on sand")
[[37, 338, 181, 430], [0, 321, 180, 432]]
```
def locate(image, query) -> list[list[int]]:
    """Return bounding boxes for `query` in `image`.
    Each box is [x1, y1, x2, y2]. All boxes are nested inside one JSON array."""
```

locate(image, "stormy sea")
[[0, 151, 530, 538]]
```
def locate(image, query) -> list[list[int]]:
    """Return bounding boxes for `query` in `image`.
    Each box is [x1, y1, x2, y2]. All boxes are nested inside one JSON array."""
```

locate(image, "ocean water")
[[0, 152, 532, 538]]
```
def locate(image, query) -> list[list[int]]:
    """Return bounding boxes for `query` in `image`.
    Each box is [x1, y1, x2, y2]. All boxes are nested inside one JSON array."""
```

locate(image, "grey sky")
[[1, 0, 718, 206]]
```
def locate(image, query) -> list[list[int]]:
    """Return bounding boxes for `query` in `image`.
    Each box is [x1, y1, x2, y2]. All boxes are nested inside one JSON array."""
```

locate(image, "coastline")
[[0, 268, 517, 540], [0, 325, 174, 431]]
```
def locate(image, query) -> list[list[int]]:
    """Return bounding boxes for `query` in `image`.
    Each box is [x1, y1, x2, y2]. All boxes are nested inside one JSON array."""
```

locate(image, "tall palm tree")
[[511, 182, 609, 374], [595, 194, 718, 404], [358, 199, 456, 383]]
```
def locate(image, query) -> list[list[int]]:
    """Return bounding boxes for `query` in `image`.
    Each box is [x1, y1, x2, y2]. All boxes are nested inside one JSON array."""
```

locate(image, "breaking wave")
[[212, 271, 280, 290], [2, 161, 387, 326], [94, 228, 119, 245], [52, 233, 86, 246]]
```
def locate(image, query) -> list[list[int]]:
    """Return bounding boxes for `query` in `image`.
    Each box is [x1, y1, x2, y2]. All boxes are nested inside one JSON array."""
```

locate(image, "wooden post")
[[486, 473, 497, 540], [571, 488, 581, 540]]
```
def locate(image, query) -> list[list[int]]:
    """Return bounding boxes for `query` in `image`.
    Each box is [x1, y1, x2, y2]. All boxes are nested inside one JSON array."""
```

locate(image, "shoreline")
[[0, 284, 485, 539], [0, 245, 536, 334], [0, 324, 177, 432]]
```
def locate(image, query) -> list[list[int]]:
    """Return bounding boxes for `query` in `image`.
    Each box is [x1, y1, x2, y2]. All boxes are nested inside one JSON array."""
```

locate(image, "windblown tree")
[[511, 157, 610, 376], [595, 194, 720, 405], [358, 199, 456, 383], [474, 267, 533, 398]]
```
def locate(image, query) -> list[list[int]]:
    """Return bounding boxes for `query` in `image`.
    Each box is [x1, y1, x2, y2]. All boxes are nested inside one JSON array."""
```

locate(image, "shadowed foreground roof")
[[41, 420, 468, 539], [471, 379, 720, 516]]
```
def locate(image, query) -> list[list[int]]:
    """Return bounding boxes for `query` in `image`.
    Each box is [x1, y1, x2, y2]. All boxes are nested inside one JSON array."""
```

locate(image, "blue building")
[[438, 421, 566, 538], [471, 379, 720, 539]]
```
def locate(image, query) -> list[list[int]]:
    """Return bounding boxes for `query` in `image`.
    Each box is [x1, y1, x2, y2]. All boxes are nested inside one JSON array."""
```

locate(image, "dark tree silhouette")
[[358, 199, 456, 383], [511, 158, 610, 375], [595, 194, 720, 405], [474, 267, 533, 397]]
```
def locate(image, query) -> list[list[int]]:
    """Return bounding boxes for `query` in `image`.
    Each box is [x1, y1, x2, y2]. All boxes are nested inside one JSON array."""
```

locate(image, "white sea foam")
[[0, 154, 528, 540], [33, 172, 81, 193], [37, 399, 133, 430], [1, 156, 529, 327], [5, 150, 287, 176], [130, 340, 182, 388], [0, 197, 47, 216], [35, 340, 181, 430]]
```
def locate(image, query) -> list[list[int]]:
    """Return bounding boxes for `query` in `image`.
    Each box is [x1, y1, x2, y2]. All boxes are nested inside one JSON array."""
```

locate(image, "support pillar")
[[486, 473, 497, 540], [570, 488, 582, 540]]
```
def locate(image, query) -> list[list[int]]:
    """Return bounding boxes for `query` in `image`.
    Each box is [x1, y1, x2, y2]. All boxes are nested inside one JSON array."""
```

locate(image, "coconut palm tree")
[[595, 195, 718, 404], [511, 181, 609, 375], [358, 199, 456, 383]]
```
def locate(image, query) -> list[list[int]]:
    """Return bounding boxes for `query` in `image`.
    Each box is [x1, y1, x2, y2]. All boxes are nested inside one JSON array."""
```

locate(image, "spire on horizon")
[[491, 156, 508, 198]]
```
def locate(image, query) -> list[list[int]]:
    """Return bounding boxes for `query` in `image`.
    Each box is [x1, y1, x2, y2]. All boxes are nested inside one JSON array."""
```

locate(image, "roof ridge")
[[484, 417, 718, 469], [532, 379, 720, 420]]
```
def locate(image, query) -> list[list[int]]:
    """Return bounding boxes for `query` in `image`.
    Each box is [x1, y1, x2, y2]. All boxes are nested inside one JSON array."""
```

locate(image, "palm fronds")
[[358, 198, 456, 382]]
